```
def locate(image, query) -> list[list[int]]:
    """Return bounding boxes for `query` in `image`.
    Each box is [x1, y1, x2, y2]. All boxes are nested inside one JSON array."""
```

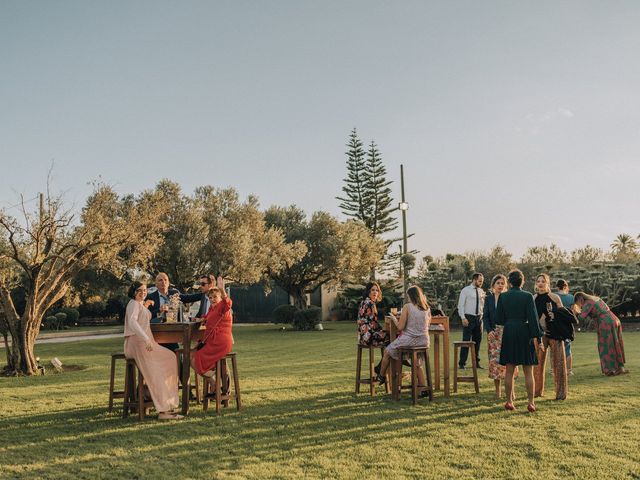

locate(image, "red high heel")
[[527, 403, 536, 413], [504, 402, 515, 411]]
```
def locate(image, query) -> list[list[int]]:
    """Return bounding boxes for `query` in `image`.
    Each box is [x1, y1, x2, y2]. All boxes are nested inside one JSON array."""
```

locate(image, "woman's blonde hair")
[[535, 273, 551, 294], [406, 285, 429, 311]]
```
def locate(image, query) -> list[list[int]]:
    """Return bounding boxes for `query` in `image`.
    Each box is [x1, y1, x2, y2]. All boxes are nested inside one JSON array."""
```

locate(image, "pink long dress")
[[124, 299, 179, 413]]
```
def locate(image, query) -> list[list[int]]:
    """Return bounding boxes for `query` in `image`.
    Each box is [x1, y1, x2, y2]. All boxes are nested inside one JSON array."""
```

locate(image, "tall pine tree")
[[336, 129, 367, 222], [337, 130, 400, 280], [363, 140, 397, 237]]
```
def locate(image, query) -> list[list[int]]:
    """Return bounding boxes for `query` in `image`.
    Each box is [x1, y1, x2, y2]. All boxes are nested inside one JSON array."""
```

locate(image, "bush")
[[293, 306, 322, 331], [54, 312, 67, 328], [79, 298, 106, 318], [105, 296, 127, 321], [57, 307, 79, 327], [272, 304, 298, 324], [43, 316, 60, 330]]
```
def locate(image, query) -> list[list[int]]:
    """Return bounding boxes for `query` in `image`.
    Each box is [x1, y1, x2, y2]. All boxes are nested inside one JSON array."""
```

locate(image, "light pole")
[[399, 164, 409, 301]]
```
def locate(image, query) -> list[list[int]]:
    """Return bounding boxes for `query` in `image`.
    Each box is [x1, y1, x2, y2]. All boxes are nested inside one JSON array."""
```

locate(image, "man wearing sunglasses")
[[180, 274, 216, 319]]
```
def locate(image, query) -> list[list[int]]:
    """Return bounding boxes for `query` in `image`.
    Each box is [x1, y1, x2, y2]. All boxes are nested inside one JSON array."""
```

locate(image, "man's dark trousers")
[[459, 314, 482, 368]]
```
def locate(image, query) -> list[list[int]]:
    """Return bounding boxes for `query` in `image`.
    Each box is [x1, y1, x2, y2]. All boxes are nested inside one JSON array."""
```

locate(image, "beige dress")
[[124, 299, 179, 413]]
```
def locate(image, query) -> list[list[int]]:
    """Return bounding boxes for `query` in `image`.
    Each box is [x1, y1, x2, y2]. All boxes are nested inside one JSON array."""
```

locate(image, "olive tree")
[[0, 185, 168, 375]]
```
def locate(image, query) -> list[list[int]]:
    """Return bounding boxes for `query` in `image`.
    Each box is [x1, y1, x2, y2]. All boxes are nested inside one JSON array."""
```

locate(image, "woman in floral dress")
[[357, 282, 389, 347], [574, 292, 627, 376], [483, 274, 517, 399]]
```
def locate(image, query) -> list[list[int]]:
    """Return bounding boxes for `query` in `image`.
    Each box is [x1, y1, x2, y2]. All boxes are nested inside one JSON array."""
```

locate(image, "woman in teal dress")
[[497, 269, 544, 412], [574, 292, 627, 376]]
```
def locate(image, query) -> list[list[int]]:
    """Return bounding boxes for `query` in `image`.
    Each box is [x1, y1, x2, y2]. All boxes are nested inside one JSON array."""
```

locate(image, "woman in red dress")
[[192, 276, 233, 377]]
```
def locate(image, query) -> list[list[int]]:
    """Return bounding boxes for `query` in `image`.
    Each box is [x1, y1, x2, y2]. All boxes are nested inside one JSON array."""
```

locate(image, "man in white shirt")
[[457, 273, 486, 369]]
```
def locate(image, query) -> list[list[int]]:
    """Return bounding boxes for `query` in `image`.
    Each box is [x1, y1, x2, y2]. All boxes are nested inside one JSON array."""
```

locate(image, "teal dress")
[[496, 287, 543, 365]]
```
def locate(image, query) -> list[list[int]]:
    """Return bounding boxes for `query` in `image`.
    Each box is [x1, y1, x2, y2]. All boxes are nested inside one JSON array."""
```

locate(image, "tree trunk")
[[291, 289, 308, 310]]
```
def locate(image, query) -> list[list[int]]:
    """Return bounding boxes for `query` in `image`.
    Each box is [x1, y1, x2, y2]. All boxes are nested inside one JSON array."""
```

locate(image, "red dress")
[[193, 297, 233, 375]]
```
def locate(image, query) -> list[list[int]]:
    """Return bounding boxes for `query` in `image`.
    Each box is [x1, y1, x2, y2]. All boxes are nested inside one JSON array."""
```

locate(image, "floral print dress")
[[357, 297, 389, 347], [578, 298, 626, 375]]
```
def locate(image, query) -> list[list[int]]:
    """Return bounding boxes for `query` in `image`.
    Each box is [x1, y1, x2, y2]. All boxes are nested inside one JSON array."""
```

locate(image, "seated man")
[[146, 272, 181, 351], [180, 274, 216, 319]]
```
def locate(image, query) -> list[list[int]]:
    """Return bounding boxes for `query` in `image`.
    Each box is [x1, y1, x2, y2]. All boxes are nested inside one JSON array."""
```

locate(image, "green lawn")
[[1, 324, 639, 479]]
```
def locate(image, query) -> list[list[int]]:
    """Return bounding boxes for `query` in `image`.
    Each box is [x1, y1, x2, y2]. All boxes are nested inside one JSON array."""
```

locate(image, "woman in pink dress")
[[123, 281, 182, 420]]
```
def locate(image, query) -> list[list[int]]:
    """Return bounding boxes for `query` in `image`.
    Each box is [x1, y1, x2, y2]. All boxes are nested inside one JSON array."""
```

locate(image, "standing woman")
[[497, 269, 544, 412], [574, 292, 627, 376], [124, 281, 182, 420], [483, 274, 516, 399], [533, 274, 568, 400], [357, 282, 389, 348], [556, 279, 575, 375]]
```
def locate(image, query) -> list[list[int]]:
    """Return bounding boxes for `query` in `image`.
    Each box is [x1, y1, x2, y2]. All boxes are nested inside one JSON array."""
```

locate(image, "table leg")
[[433, 334, 441, 391], [182, 326, 192, 415], [443, 329, 450, 397]]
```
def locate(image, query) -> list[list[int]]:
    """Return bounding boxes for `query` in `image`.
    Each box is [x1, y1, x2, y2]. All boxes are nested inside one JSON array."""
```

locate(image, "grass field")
[[1, 323, 639, 479]]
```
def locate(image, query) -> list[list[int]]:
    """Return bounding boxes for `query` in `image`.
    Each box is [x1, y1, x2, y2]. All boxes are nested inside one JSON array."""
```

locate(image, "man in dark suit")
[[180, 273, 216, 318], [146, 272, 182, 351]]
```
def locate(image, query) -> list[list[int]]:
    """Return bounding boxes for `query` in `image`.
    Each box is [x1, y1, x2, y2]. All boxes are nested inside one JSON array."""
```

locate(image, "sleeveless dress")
[[578, 298, 625, 375], [385, 304, 431, 359]]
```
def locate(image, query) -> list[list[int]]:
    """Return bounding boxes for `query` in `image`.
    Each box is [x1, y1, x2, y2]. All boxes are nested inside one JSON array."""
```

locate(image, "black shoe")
[[419, 390, 430, 399], [459, 365, 466, 370], [402, 360, 412, 368], [376, 374, 386, 385]]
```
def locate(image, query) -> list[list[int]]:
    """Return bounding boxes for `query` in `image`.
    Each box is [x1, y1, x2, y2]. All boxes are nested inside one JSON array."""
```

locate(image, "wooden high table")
[[387, 315, 450, 397], [151, 321, 205, 415]]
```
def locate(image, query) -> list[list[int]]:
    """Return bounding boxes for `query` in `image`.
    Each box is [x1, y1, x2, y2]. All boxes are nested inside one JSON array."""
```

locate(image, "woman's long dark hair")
[[362, 282, 382, 302], [127, 281, 145, 299]]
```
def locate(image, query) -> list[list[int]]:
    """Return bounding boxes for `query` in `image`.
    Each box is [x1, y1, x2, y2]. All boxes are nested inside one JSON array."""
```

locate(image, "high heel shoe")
[[504, 402, 515, 411], [527, 403, 536, 413]]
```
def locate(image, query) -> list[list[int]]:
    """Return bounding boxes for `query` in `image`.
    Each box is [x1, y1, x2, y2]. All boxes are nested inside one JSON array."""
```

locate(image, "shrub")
[[43, 316, 60, 330], [54, 312, 67, 328], [293, 306, 322, 331], [272, 304, 298, 324], [57, 307, 79, 327], [79, 297, 106, 318], [105, 296, 127, 321]]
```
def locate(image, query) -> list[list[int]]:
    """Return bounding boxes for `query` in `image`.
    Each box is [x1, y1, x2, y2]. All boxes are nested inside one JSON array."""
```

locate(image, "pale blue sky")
[[2, 1, 640, 259]]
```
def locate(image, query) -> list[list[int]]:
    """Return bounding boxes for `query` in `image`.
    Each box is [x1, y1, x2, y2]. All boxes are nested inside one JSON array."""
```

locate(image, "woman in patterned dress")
[[483, 274, 517, 399], [357, 282, 389, 348], [574, 292, 627, 376]]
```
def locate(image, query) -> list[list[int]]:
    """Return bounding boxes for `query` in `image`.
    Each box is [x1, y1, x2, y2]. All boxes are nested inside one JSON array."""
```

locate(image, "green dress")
[[496, 287, 543, 365]]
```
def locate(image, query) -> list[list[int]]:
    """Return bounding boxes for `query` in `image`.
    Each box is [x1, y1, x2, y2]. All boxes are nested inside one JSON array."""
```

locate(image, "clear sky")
[[2, 1, 640, 259]]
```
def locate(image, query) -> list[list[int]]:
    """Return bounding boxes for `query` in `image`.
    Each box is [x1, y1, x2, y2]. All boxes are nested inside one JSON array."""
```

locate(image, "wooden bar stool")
[[202, 353, 241, 413], [175, 348, 201, 403], [108, 352, 126, 412], [355, 344, 389, 396], [392, 346, 433, 404], [122, 358, 155, 420], [453, 341, 479, 393]]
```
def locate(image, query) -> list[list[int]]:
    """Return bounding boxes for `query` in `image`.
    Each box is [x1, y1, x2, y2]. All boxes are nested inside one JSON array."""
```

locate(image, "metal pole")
[[400, 164, 409, 301]]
